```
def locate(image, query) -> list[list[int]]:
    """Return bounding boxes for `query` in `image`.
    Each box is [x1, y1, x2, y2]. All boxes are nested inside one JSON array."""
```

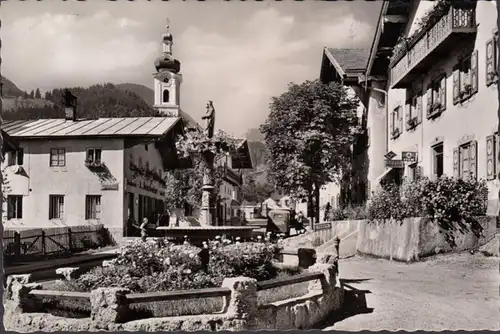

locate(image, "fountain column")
[[199, 150, 216, 226]]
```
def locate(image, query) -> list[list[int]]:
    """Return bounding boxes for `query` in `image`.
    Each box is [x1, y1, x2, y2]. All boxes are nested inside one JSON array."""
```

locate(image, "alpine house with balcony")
[[367, 0, 499, 214]]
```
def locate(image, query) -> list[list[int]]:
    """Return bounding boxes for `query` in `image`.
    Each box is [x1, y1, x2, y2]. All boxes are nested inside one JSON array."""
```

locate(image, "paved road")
[[323, 253, 499, 331]]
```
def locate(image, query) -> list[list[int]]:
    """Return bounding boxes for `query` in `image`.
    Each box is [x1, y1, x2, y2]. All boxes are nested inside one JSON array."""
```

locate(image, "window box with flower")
[[406, 117, 419, 130]]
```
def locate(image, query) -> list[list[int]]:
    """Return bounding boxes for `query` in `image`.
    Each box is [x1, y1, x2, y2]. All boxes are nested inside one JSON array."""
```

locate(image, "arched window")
[[163, 89, 170, 103]]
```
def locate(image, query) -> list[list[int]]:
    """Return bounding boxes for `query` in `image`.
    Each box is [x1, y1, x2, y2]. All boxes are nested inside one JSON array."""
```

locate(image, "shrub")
[[326, 205, 369, 221], [367, 176, 488, 222]]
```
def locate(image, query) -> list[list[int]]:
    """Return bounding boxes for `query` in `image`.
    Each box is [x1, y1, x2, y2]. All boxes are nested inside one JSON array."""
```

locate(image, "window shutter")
[[390, 112, 394, 135], [496, 133, 500, 178], [452, 65, 461, 105], [486, 39, 495, 86], [439, 75, 446, 111], [17, 197, 23, 219], [399, 108, 403, 132], [471, 50, 479, 95], [427, 85, 433, 115], [486, 135, 495, 180], [7, 198, 13, 220], [470, 140, 478, 180], [416, 94, 423, 123], [453, 148, 460, 178], [405, 100, 411, 127]]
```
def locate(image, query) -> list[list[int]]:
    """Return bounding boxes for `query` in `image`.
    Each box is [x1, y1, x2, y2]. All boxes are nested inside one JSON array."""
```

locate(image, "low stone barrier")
[[4, 258, 343, 332]]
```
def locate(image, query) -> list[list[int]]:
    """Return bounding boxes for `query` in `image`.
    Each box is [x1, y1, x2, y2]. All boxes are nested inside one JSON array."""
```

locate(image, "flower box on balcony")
[[85, 160, 103, 168], [406, 117, 419, 130], [391, 129, 401, 139], [390, 1, 477, 88]]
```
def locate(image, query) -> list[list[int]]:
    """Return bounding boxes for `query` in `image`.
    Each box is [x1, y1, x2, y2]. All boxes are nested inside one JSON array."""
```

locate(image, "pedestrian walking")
[[324, 202, 331, 222]]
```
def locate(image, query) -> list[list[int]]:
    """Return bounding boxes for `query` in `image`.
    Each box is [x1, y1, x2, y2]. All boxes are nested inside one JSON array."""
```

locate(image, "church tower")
[[153, 20, 182, 117]]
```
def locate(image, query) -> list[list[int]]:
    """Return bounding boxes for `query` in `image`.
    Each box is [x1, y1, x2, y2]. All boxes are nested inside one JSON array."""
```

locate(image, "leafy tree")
[[164, 129, 237, 213], [240, 172, 276, 204], [2, 83, 159, 121], [35, 88, 41, 99], [260, 79, 360, 224]]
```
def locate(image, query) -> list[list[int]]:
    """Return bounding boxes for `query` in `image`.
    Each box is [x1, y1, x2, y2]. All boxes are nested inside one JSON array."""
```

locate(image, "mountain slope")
[[116, 83, 154, 106], [2, 83, 159, 120], [1, 75, 25, 98]]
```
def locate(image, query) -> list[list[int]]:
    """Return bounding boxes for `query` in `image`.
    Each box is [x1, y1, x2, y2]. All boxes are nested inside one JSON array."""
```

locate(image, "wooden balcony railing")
[[390, 4, 476, 88]]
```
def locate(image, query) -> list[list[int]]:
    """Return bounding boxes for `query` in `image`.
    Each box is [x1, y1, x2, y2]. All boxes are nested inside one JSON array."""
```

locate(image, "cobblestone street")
[[324, 254, 499, 331]]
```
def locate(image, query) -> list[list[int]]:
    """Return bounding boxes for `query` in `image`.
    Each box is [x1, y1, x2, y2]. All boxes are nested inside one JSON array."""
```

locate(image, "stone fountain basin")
[[156, 226, 257, 245]]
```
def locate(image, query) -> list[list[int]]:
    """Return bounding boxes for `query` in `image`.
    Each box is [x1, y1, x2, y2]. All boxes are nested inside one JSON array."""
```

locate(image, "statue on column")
[[202, 101, 215, 138]]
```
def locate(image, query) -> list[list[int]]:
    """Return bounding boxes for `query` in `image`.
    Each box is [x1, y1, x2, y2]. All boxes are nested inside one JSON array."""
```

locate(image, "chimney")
[[63, 89, 77, 121]]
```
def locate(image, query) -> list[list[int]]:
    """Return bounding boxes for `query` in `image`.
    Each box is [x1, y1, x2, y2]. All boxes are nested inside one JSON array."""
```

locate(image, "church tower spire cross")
[[153, 19, 183, 117]]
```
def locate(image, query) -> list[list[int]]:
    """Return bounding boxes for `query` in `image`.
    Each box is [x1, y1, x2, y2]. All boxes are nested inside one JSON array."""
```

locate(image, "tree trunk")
[[314, 183, 320, 225], [307, 191, 314, 228]]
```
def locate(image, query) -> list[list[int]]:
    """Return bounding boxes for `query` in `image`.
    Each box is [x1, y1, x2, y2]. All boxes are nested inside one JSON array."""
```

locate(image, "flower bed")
[[42, 238, 308, 319]]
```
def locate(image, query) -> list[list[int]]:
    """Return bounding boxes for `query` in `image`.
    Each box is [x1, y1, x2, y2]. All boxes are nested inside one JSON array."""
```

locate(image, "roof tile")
[[326, 48, 370, 72]]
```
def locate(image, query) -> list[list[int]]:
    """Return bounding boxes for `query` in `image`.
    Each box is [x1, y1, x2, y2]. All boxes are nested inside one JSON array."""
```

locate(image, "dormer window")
[[86, 148, 102, 164]]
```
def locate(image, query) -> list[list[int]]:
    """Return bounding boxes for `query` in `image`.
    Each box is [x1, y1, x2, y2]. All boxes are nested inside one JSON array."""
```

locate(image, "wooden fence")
[[3, 225, 108, 261]]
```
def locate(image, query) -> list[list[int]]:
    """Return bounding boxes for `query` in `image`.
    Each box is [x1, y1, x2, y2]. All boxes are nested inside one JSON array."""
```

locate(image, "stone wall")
[[356, 216, 497, 262], [4, 259, 343, 332], [284, 216, 497, 263]]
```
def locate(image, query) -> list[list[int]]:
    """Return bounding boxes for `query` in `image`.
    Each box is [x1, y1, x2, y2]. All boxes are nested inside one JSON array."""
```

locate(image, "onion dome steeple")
[[154, 19, 181, 74]]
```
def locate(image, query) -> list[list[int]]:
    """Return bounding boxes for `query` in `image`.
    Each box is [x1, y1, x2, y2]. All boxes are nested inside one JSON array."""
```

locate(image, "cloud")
[[2, 6, 376, 136], [177, 8, 317, 135], [314, 14, 373, 48], [2, 11, 156, 89]]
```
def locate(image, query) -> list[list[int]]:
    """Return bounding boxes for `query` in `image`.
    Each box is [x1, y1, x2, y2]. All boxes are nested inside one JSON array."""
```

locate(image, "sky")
[[1, 0, 381, 137]]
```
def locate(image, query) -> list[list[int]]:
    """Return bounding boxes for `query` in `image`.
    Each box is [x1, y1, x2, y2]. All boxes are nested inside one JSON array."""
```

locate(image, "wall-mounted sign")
[[402, 151, 417, 163], [385, 151, 397, 160], [314, 223, 332, 231], [385, 159, 404, 169]]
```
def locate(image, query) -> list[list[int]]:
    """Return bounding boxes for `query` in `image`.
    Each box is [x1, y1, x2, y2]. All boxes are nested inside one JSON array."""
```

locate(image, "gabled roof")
[[326, 48, 370, 73], [231, 139, 253, 169], [320, 48, 370, 84], [2, 117, 181, 139]]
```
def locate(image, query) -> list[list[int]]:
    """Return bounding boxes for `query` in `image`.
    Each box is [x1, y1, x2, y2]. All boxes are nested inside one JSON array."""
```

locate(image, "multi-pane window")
[[85, 195, 102, 220], [7, 195, 23, 219], [453, 141, 477, 180], [432, 144, 444, 178], [453, 51, 478, 104], [485, 33, 498, 86], [406, 92, 422, 130], [427, 75, 446, 117], [86, 149, 102, 163], [49, 195, 65, 219], [50, 148, 66, 167], [7, 148, 24, 166], [390, 106, 402, 139]]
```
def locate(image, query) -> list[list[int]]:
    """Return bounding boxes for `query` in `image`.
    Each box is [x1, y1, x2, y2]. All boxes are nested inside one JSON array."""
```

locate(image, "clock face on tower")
[[163, 78, 172, 87]]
